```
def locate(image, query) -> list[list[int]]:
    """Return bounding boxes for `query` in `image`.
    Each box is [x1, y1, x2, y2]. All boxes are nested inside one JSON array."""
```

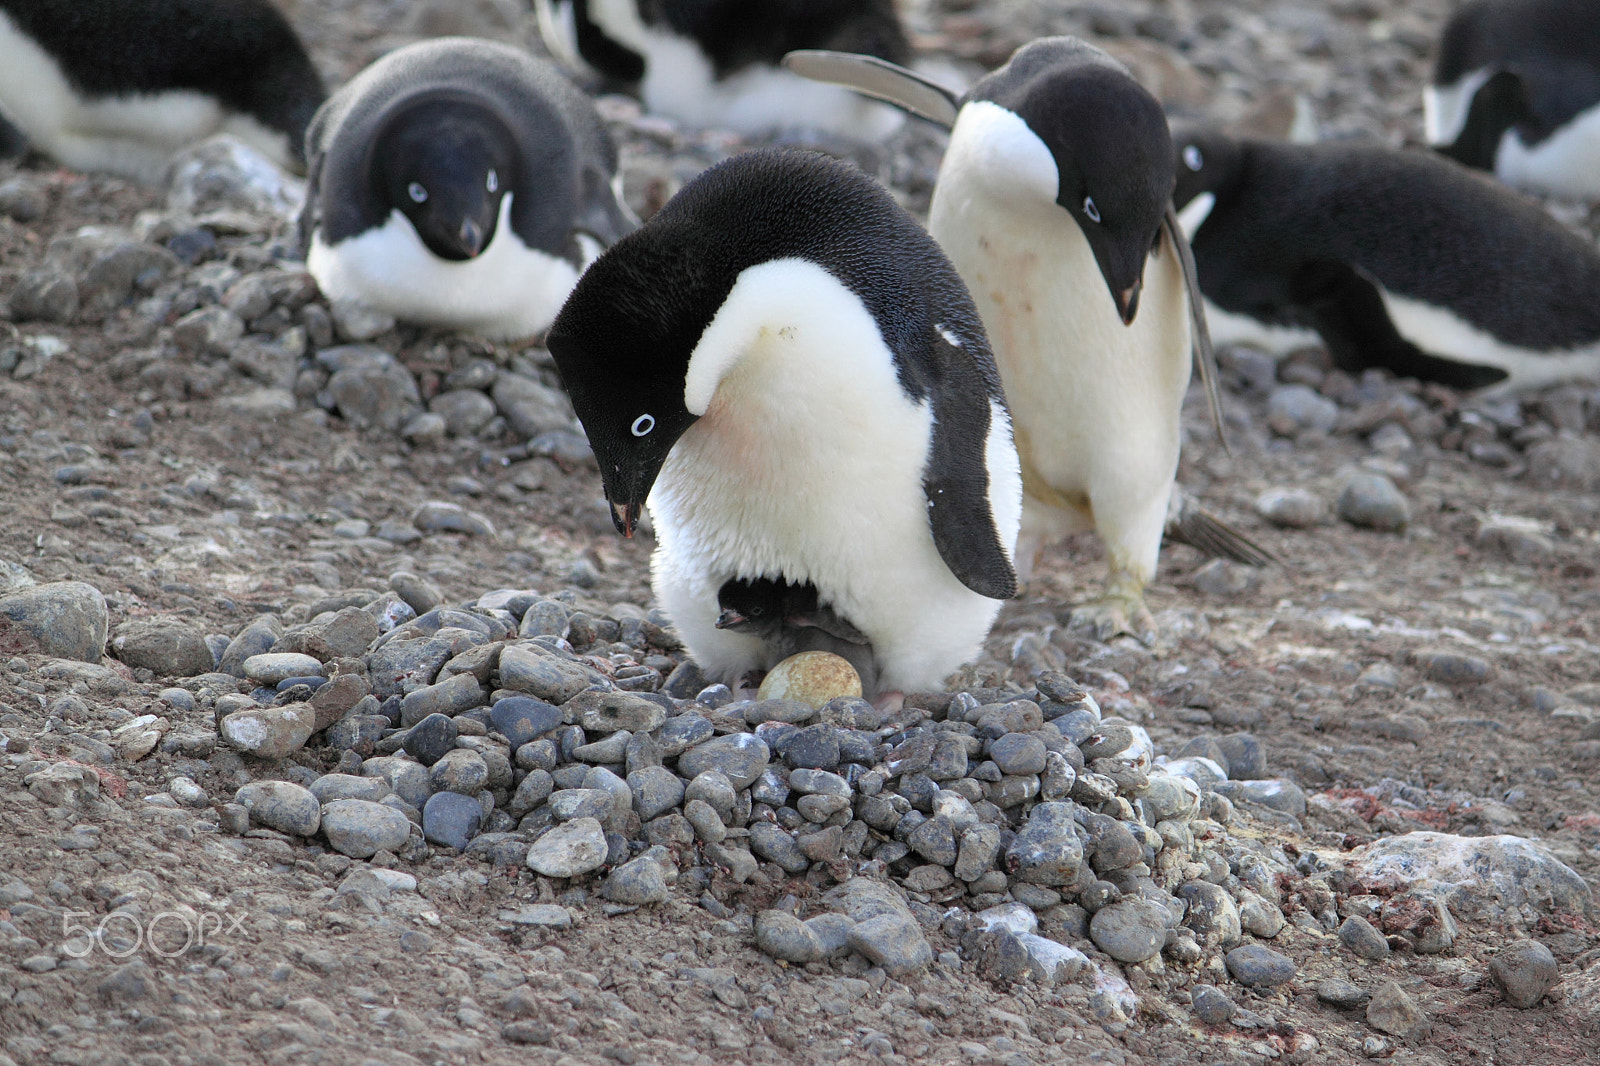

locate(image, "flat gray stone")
[[235, 780, 319, 836], [848, 913, 933, 976], [321, 799, 412, 858], [677, 733, 770, 789], [219, 704, 317, 760], [754, 910, 822, 963], [526, 817, 608, 878], [1224, 945, 1297, 987]]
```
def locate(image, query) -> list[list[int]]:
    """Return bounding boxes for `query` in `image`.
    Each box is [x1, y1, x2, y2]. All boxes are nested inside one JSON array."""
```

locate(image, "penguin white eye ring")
[[1083, 196, 1101, 223], [408, 182, 428, 203], [486, 169, 499, 193], [1183, 145, 1203, 171], [630, 414, 656, 436]]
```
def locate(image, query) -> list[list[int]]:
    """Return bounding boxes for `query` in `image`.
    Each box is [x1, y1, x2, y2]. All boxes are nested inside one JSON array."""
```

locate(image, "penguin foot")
[[1067, 593, 1156, 644], [872, 690, 905, 715]]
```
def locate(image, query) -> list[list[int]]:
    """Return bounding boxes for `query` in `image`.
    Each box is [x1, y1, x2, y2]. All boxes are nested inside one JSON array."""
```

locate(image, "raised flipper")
[[782, 49, 961, 128], [1165, 491, 1278, 567], [1166, 205, 1229, 455]]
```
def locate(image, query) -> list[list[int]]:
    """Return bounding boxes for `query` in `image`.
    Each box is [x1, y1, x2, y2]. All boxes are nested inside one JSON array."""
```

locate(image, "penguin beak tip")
[[1116, 285, 1141, 325], [609, 500, 639, 538]]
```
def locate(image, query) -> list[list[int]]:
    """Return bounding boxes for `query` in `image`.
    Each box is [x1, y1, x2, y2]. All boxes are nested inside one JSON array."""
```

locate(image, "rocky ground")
[[2, 2, 1600, 1065]]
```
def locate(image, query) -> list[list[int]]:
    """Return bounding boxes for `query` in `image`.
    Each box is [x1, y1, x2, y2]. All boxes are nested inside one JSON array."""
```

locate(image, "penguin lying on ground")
[[1171, 126, 1600, 393], [787, 39, 1269, 642], [534, 0, 911, 139], [0, 0, 325, 183], [1426, 0, 1600, 200], [545, 148, 1022, 699], [300, 37, 635, 341], [714, 576, 876, 692]]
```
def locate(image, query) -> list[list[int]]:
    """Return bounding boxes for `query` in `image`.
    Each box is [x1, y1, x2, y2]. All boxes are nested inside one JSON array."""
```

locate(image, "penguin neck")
[[1439, 70, 1531, 169]]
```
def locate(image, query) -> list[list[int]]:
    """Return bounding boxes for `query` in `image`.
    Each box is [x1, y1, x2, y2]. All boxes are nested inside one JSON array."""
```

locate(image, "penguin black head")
[[545, 220, 708, 537], [969, 39, 1176, 325], [1170, 127, 1247, 212], [715, 577, 786, 633], [372, 95, 518, 261]]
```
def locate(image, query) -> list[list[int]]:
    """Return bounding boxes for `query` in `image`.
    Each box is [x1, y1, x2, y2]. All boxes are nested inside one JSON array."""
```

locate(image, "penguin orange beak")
[[609, 500, 640, 538], [1114, 282, 1142, 325]]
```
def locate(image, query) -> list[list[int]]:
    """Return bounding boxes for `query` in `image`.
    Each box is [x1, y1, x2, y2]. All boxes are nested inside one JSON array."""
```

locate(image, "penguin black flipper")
[[1292, 260, 1510, 390], [1165, 205, 1228, 454], [922, 331, 1020, 602], [573, 163, 638, 247], [781, 49, 960, 128]]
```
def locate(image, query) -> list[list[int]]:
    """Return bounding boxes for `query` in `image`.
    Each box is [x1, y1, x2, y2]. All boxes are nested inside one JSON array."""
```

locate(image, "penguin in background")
[[300, 37, 635, 342], [787, 39, 1268, 642], [545, 148, 1023, 699], [1171, 125, 1600, 394], [0, 0, 325, 184], [1426, 0, 1600, 201], [534, 0, 912, 139]]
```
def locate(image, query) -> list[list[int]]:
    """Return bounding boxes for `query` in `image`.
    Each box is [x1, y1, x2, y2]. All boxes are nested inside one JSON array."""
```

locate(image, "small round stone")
[[1366, 980, 1425, 1036], [1224, 945, 1297, 987], [754, 910, 823, 963], [1255, 486, 1326, 528], [241, 653, 326, 685], [1337, 473, 1410, 532], [321, 799, 412, 858], [599, 854, 669, 905], [525, 817, 608, 878], [403, 713, 458, 767], [430, 749, 489, 795], [234, 781, 320, 837], [421, 791, 482, 850], [990, 733, 1048, 776], [756, 651, 862, 709], [1339, 915, 1390, 960], [491, 696, 562, 748], [1089, 899, 1168, 963], [1489, 940, 1559, 1009], [1190, 984, 1234, 1027]]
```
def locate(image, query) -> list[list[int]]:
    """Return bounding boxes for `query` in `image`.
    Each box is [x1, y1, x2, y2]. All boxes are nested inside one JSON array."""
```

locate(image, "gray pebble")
[[497, 645, 598, 704], [1366, 980, 1425, 1036], [360, 756, 434, 808], [990, 733, 1047, 776], [549, 788, 614, 822], [1489, 940, 1558, 1008], [507, 769, 554, 817], [685, 771, 738, 822], [112, 618, 214, 677], [627, 766, 684, 821], [1006, 802, 1083, 886], [328, 359, 420, 432], [242, 652, 325, 685], [430, 749, 488, 795], [309, 773, 391, 804], [570, 690, 666, 734], [422, 791, 482, 849], [1089, 899, 1168, 963], [399, 672, 486, 726], [677, 733, 769, 789], [1412, 647, 1492, 685], [848, 913, 933, 977], [953, 823, 1002, 882], [411, 501, 495, 537], [491, 697, 562, 748], [0, 581, 108, 663], [430, 389, 497, 436], [166, 776, 209, 808], [1177, 880, 1240, 948], [1255, 487, 1326, 528], [783, 723, 841, 769], [1339, 915, 1390, 960], [907, 815, 958, 866], [754, 910, 823, 964], [748, 822, 810, 874], [1215, 733, 1266, 780], [572, 730, 632, 764], [658, 714, 714, 757], [235, 781, 320, 837], [1079, 722, 1134, 761], [321, 799, 412, 858], [600, 854, 669, 905], [1337, 473, 1410, 532], [1315, 979, 1371, 1009], [1266, 384, 1339, 436], [525, 817, 608, 878], [403, 713, 458, 767], [388, 571, 443, 616], [683, 799, 727, 843], [1190, 984, 1235, 1027], [219, 704, 317, 759], [1224, 945, 1297, 987]]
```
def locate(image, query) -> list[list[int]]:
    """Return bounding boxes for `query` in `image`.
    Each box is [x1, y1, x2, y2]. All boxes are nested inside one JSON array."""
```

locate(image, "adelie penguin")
[[788, 38, 1268, 641], [0, 0, 325, 183], [544, 148, 1023, 699], [714, 576, 875, 692], [1426, 0, 1600, 200], [1171, 126, 1600, 393], [534, 0, 911, 138], [299, 37, 635, 342]]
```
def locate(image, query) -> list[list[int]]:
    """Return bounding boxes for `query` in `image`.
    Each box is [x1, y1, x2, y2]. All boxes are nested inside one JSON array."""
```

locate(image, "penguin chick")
[[0, 0, 325, 183], [788, 38, 1230, 642], [1427, 0, 1600, 200], [544, 148, 1022, 698], [1172, 126, 1600, 393], [535, 0, 910, 139], [300, 37, 635, 341], [715, 576, 877, 691]]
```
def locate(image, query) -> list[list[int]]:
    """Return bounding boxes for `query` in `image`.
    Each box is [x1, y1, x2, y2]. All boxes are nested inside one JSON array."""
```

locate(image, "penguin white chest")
[[928, 103, 1191, 524], [647, 258, 1013, 693], [306, 194, 582, 341], [1494, 102, 1600, 199]]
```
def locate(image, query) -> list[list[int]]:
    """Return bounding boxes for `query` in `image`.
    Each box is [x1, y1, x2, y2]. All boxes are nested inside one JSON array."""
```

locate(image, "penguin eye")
[[486, 169, 499, 193], [631, 414, 655, 437], [1082, 196, 1101, 223], [1183, 145, 1204, 171], [408, 182, 428, 203]]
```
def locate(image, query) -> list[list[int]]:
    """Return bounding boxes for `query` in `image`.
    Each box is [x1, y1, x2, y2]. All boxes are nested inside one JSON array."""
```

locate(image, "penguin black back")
[[1173, 128, 1600, 387], [562, 0, 910, 85], [1431, 0, 1600, 172], [0, 0, 325, 166]]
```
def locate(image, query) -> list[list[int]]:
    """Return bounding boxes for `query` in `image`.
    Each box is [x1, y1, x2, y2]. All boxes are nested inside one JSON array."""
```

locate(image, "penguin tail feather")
[[1165, 500, 1279, 568]]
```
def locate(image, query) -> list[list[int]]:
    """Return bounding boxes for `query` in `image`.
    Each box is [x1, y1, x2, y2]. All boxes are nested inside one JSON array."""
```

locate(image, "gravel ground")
[[2, 2, 1600, 1065]]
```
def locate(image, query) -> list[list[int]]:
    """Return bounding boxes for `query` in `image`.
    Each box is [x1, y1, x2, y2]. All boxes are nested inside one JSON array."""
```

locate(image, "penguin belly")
[[0, 11, 291, 183], [1378, 287, 1600, 394], [930, 175, 1190, 591], [306, 194, 582, 341], [1493, 102, 1600, 200], [647, 258, 1017, 695]]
